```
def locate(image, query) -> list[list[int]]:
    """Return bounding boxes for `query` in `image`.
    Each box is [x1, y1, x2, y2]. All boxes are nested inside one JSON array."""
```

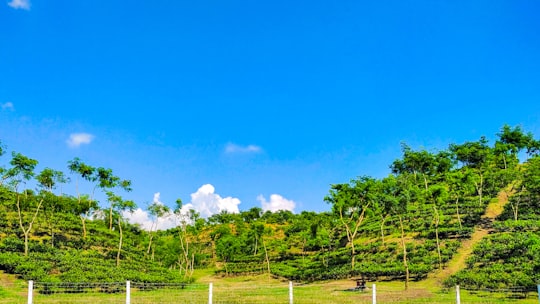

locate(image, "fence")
[[5, 281, 540, 303]]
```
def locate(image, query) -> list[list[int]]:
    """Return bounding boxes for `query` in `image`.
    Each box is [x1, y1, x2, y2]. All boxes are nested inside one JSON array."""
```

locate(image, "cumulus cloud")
[[8, 0, 30, 10], [225, 143, 262, 154], [1, 102, 14, 111], [190, 184, 241, 218], [123, 193, 177, 231], [123, 187, 242, 230], [66, 133, 95, 148], [257, 194, 296, 213]]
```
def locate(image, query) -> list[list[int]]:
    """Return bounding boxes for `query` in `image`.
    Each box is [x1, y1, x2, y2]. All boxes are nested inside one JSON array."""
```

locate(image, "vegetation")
[[1, 124, 540, 296]]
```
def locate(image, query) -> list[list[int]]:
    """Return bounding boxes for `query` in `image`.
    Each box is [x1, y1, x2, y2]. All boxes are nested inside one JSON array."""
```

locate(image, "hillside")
[[1, 124, 540, 292]]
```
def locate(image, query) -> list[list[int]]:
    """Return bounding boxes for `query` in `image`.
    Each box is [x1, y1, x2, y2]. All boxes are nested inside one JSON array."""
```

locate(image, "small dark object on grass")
[[345, 279, 367, 292]]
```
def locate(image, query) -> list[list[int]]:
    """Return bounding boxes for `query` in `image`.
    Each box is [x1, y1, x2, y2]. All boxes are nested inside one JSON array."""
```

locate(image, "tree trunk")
[[116, 221, 123, 267], [301, 237, 306, 267], [147, 233, 154, 256], [339, 205, 368, 271], [434, 206, 442, 270], [23, 233, 29, 257], [380, 215, 387, 246], [254, 236, 258, 255], [399, 216, 409, 290], [17, 195, 43, 256], [343, 226, 356, 270], [262, 237, 271, 277], [80, 215, 87, 239], [512, 196, 520, 221], [455, 197, 462, 230], [474, 172, 484, 206], [109, 206, 113, 230]]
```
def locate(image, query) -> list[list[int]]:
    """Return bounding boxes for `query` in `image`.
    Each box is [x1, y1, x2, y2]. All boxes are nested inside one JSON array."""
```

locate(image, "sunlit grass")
[[0, 271, 538, 303]]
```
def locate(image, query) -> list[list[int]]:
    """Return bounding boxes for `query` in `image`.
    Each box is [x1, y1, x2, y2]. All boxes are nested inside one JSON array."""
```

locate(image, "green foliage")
[[1, 125, 540, 290]]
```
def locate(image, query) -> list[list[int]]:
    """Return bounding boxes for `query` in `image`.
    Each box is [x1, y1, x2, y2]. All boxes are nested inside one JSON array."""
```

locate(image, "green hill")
[[1, 124, 540, 292]]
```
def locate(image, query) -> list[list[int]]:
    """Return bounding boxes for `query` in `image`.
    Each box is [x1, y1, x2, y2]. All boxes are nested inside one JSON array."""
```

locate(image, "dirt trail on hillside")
[[430, 190, 510, 283]]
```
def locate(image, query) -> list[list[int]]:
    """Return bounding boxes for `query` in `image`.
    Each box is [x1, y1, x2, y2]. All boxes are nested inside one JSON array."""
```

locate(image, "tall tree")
[[449, 137, 491, 205], [497, 124, 537, 162], [93, 167, 132, 230], [375, 178, 395, 246], [5, 152, 39, 256], [67, 157, 98, 239], [325, 176, 376, 270], [35, 168, 68, 248], [390, 144, 452, 192], [394, 174, 414, 290], [446, 170, 474, 230], [426, 184, 449, 270], [146, 200, 171, 259], [105, 191, 136, 267], [174, 199, 198, 279]]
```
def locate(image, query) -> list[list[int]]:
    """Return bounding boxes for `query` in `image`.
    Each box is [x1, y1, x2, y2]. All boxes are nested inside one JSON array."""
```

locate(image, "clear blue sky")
[[1, 0, 540, 221]]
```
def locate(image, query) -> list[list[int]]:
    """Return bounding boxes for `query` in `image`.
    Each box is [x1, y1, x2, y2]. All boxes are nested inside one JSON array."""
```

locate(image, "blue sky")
[[1, 0, 540, 226]]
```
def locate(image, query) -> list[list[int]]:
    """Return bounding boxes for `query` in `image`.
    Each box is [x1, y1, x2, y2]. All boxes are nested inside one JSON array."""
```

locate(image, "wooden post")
[[372, 284, 376, 304], [456, 285, 461, 304]]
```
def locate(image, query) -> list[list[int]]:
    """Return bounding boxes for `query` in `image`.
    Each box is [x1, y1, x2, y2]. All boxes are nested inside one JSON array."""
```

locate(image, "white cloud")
[[225, 143, 262, 154], [257, 194, 296, 213], [66, 133, 95, 148], [123, 193, 177, 231], [123, 187, 242, 230], [8, 0, 30, 10], [1, 102, 14, 111], [190, 184, 240, 218]]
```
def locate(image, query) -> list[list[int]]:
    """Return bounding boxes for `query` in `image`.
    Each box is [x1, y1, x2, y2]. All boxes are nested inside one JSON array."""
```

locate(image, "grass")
[[1, 270, 539, 303], [2, 270, 534, 303]]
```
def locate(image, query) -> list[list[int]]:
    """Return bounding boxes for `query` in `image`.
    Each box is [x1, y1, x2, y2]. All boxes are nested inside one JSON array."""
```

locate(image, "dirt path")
[[429, 190, 511, 284]]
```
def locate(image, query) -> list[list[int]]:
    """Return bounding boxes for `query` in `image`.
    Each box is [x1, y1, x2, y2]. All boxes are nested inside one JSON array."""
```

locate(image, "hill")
[[1, 124, 540, 293]]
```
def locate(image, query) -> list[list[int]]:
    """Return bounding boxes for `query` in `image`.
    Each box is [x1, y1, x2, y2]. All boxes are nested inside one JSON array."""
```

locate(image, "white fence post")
[[372, 283, 376, 304], [208, 282, 213, 304], [27, 280, 33, 304], [126, 281, 131, 304], [456, 285, 461, 304], [289, 281, 293, 304]]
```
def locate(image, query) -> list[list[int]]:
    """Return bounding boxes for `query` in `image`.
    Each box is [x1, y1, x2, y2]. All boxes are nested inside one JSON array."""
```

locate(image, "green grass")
[[1, 271, 538, 303]]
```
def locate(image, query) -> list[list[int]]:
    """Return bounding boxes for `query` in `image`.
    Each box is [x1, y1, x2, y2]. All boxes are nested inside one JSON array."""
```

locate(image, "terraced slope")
[[430, 189, 511, 284]]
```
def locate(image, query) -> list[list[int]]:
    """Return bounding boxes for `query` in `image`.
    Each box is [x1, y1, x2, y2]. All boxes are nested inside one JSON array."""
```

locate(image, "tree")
[[5, 152, 39, 256], [426, 184, 449, 270], [242, 207, 263, 223], [211, 224, 235, 274], [390, 144, 452, 192], [105, 191, 136, 267], [496, 124, 536, 164], [449, 137, 491, 205], [35, 168, 69, 248], [377, 174, 413, 289], [146, 200, 171, 259], [67, 157, 99, 239], [374, 178, 394, 246], [93, 167, 132, 230], [393, 174, 414, 290], [174, 199, 198, 279], [446, 170, 474, 230], [325, 176, 376, 270]]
